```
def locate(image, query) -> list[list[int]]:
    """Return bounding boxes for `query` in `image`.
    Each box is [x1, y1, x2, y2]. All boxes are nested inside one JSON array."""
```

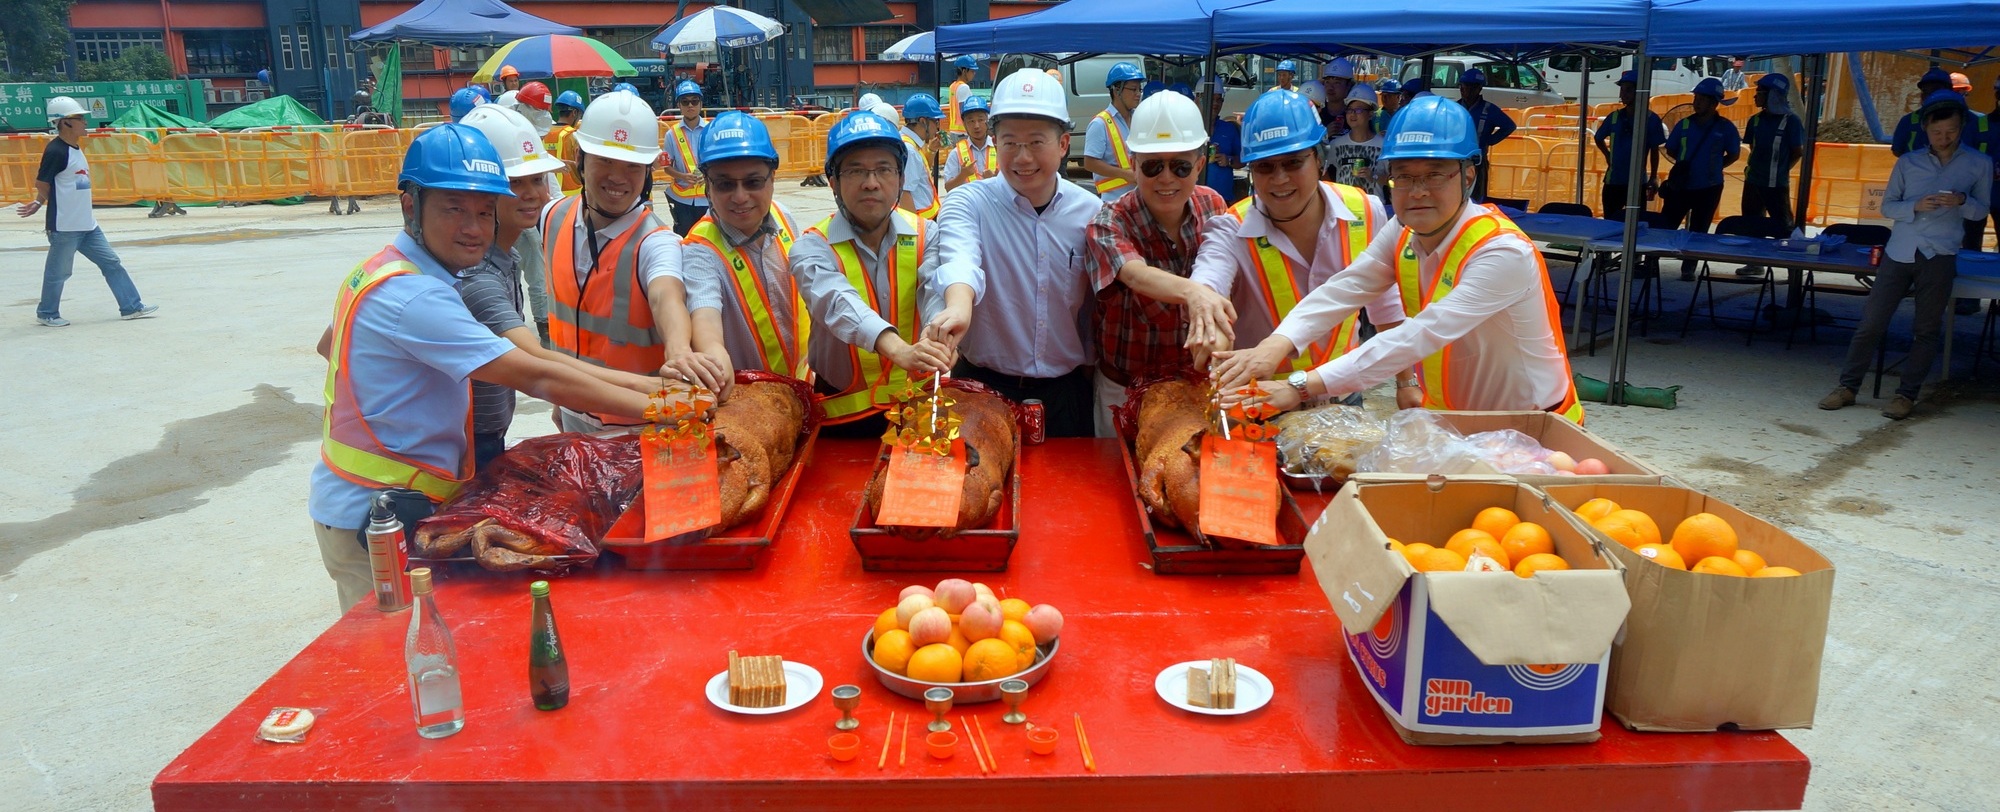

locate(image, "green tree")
[[78, 44, 173, 82], [0, 0, 75, 79]]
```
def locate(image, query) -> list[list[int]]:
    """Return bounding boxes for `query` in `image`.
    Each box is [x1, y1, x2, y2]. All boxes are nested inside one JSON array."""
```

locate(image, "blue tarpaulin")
[[1645, 0, 2000, 57], [936, 0, 1268, 57], [350, 0, 580, 46], [1211, 0, 1649, 59]]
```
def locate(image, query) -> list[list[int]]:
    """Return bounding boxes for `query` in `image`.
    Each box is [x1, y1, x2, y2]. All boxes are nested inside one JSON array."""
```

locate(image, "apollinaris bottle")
[[405, 568, 465, 738], [529, 580, 570, 711]]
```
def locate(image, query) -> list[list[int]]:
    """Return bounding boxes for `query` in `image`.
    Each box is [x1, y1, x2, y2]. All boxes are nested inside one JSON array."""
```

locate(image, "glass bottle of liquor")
[[529, 580, 570, 711], [405, 568, 464, 738]]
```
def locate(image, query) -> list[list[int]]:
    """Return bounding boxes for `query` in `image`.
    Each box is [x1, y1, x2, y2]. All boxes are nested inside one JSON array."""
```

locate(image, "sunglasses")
[[706, 175, 770, 193], [1140, 158, 1196, 178]]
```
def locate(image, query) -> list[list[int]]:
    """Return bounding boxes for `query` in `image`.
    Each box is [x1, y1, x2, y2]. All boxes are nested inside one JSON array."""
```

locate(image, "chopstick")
[[899, 714, 910, 767], [1073, 713, 1096, 772], [972, 714, 998, 773], [878, 711, 896, 769], [961, 715, 988, 775]]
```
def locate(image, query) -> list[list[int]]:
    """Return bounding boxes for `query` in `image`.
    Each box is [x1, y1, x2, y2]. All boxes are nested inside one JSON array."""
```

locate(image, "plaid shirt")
[[1084, 185, 1228, 386]]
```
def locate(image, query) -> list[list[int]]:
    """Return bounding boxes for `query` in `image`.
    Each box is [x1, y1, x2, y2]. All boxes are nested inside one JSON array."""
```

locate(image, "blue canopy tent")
[[1211, 0, 1648, 61], [349, 0, 581, 46], [936, 0, 1269, 57]]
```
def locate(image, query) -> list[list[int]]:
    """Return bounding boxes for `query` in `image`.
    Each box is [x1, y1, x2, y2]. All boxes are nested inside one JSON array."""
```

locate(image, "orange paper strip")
[[875, 439, 966, 528], [1197, 435, 1280, 546], [643, 433, 722, 542]]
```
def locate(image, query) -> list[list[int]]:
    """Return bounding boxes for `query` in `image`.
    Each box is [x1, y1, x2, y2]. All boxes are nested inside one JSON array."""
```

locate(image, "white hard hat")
[[857, 93, 883, 110], [575, 91, 662, 164], [1343, 84, 1379, 109], [1322, 58, 1356, 80], [868, 102, 902, 128], [1300, 79, 1329, 108], [46, 96, 87, 121], [459, 105, 566, 178], [989, 68, 1071, 127], [495, 90, 520, 108], [1128, 91, 1208, 153]]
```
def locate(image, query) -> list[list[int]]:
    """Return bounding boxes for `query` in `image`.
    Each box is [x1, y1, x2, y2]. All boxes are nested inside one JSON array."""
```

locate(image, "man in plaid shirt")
[[1084, 90, 1236, 437]]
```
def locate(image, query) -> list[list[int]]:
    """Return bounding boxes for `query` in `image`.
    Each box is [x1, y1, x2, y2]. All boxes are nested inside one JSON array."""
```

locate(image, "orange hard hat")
[[499, 65, 520, 79], [1951, 72, 1973, 93]]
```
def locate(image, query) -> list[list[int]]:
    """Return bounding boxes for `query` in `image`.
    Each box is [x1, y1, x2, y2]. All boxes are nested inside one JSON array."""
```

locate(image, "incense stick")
[[972, 714, 998, 773], [1073, 713, 1096, 772], [961, 715, 988, 775], [899, 713, 910, 767], [878, 711, 896, 769]]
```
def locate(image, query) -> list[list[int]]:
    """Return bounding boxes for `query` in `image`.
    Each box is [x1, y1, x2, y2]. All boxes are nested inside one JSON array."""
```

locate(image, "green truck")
[[0, 80, 208, 132]]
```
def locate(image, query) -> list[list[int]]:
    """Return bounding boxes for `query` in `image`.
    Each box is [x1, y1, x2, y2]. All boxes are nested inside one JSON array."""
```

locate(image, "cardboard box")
[[1540, 483, 1835, 732], [1307, 478, 1631, 744], [1430, 411, 1665, 486]]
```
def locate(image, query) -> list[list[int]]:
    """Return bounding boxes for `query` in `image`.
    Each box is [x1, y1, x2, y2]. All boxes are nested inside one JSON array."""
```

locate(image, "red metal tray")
[[848, 430, 1023, 572], [1116, 437, 1310, 575], [600, 427, 818, 570]]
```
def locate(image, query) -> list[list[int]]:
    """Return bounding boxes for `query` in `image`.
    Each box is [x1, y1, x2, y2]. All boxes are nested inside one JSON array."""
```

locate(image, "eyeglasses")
[[1139, 158, 1195, 178], [998, 139, 1056, 154], [1113, 82, 1144, 95], [1386, 169, 1463, 192], [1249, 155, 1312, 177], [1345, 105, 1375, 115], [706, 175, 770, 193], [837, 166, 900, 183]]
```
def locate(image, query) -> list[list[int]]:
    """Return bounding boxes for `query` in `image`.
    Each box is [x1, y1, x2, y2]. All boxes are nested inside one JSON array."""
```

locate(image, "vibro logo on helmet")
[[463, 158, 502, 175], [1396, 132, 1435, 144], [1252, 126, 1289, 143], [715, 128, 748, 141]]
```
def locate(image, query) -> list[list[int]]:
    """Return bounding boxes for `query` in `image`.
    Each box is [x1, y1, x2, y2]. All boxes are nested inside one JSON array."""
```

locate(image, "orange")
[[962, 638, 1020, 682], [1413, 547, 1469, 573], [1500, 522, 1556, 564], [1691, 556, 1749, 577], [998, 619, 1038, 670], [1635, 543, 1687, 570], [1575, 497, 1621, 524], [1471, 507, 1521, 540], [1670, 513, 1739, 568], [1446, 533, 1511, 570], [945, 627, 972, 657], [1730, 549, 1768, 575], [1513, 552, 1570, 577], [1386, 537, 1406, 554], [1401, 542, 1438, 567], [906, 643, 964, 683], [874, 607, 901, 640], [1594, 509, 1660, 549], [873, 629, 917, 675], [1445, 527, 1497, 550], [1752, 566, 1802, 578], [998, 598, 1032, 624]]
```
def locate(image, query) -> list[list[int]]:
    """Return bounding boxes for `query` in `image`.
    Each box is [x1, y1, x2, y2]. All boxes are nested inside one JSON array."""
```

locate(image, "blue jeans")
[[40, 227, 144, 320]]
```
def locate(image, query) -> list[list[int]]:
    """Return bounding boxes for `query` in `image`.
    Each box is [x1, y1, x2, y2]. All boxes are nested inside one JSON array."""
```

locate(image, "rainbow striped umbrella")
[[473, 35, 637, 82]]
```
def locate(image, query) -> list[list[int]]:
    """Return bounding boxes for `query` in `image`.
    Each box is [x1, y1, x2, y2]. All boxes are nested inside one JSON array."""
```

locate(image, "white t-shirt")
[[44, 140, 97, 233], [1325, 133, 1385, 198]]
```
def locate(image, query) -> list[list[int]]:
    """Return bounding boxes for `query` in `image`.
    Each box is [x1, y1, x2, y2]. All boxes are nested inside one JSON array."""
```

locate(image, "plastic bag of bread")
[[1271, 405, 1387, 482]]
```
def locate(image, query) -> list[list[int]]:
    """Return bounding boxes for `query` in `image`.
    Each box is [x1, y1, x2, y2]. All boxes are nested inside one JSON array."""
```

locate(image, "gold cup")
[[999, 679, 1029, 724], [923, 686, 954, 733], [831, 684, 862, 731]]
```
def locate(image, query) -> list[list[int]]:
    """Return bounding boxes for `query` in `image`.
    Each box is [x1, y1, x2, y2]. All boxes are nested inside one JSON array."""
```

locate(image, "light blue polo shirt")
[[308, 232, 517, 529]]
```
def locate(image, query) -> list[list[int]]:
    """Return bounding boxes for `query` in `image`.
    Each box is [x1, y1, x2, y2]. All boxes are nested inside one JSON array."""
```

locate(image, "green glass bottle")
[[528, 581, 569, 711]]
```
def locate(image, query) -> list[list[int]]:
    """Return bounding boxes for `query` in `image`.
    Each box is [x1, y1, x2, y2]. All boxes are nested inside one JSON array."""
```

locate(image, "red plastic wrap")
[[415, 434, 641, 572]]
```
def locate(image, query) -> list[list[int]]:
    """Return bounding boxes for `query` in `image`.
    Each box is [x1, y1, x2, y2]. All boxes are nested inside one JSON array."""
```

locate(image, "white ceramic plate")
[[704, 661, 824, 715], [1154, 660, 1274, 716]]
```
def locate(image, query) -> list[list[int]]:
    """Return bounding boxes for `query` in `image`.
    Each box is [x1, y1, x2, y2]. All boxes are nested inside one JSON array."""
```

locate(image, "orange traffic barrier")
[[329, 126, 404, 198], [0, 134, 54, 205]]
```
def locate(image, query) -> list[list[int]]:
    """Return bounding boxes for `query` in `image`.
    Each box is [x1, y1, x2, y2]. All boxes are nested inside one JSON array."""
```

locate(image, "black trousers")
[[1740, 183, 1793, 232], [1658, 184, 1724, 233], [951, 361, 1095, 439], [1600, 183, 1654, 219], [669, 200, 708, 237]]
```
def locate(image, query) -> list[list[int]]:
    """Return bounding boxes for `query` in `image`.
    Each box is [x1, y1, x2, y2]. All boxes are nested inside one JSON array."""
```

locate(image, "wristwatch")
[[1397, 378, 1423, 389], [1287, 371, 1311, 399]]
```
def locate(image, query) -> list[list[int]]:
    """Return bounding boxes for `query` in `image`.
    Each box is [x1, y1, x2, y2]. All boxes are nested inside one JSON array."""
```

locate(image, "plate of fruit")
[[862, 578, 1064, 702]]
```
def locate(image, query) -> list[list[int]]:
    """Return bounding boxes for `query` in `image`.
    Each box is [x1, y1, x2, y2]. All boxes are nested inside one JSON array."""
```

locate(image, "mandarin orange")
[[1513, 552, 1571, 577], [1670, 513, 1739, 567], [1691, 556, 1749, 577], [1635, 543, 1687, 570], [1471, 507, 1521, 540], [1500, 522, 1556, 564]]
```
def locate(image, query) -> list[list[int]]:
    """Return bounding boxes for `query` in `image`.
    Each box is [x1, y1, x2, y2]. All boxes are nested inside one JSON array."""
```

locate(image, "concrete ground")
[[0, 192, 1995, 811]]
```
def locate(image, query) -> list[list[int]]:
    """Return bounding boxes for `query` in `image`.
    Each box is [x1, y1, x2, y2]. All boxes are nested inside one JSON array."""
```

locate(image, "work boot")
[[1882, 394, 1916, 420], [1736, 265, 1764, 277], [329, 198, 341, 215], [1679, 262, 1697, 282], [1817, 387, 1855, 410], [346, 199, 361, 215], [1957, 298, 1984, 316]]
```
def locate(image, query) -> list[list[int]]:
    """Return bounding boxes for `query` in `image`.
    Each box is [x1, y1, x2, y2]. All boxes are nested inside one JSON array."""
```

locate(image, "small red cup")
[[828, 732, 860, 762]]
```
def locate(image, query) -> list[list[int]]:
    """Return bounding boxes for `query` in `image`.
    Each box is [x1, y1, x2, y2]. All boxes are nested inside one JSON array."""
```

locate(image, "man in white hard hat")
[[541, 92, 723, 431], [19, 96, 156, 327], [932, 68, 1104, 437], [1082, 90, 1234, 436], [1320, 58, 1358, 140]]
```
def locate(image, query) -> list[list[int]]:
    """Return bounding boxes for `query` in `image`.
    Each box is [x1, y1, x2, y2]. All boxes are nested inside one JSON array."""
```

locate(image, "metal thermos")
[[367, 493, 412, 612]]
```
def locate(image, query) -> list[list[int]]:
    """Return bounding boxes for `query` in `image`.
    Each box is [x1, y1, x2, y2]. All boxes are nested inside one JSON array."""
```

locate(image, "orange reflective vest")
[[951, 138, 998, 181], [685, 208, 812, 378], [1094, 108, 1133, 195], [666, 118, 706, 198], [1229, 182, 1377, 372], [321, 246, 472, 502], [543, 196, 670, 423], [808, 210, 927, 422], [1392, 206, 1585, 423], [899, 131, 941, 219]]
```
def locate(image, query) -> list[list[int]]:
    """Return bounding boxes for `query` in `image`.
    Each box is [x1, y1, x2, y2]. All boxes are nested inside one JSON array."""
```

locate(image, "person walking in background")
[[1201, 79, 1243, 204], [1821, 90, 1991, 420], [1661, 78, 1741, 280], [1594, 70, 1666, 218], [1736, 73, 1806, 276], [20, 96, 157, 328], [945, 55, 980, 146], [1721, 59, 1747, 92], [661, 80, 711, 236], [1455, 69, 1516, 201], [1085, 62, 1145, 204]]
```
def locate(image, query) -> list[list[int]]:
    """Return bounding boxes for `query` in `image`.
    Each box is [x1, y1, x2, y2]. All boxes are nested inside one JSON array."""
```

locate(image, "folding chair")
[[1537, 201, 1597, 306], [1680, 215, 1789, 344], [1793, 223, 1890, 348]]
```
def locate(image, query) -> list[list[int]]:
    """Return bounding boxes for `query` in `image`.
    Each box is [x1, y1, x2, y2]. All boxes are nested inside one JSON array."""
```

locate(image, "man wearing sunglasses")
[[1212, 96, 1583, 422], [1084, 61, 1146, 204], [1189, 89, 1402, 402], [1083, 90, 1233, 437], [932, 68, 1106, 438], [23, 97, 156, 327], [683, 112, 809, 380]]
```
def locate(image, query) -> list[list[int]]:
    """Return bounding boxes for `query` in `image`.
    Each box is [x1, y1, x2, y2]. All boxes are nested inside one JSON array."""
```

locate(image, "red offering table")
[[154, 440, 1808, 811]]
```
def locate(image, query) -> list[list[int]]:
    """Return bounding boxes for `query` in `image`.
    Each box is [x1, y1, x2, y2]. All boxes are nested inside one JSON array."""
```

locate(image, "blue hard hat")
[[675, 80, 704, 101], [953, 55, 978, 71], [825, 110, 908, 173], [1459, 68, 1487, 87], [1376, 78, 1401, 94], [960, 94, 990, 115], [555, 90, 584, 111], [399, 123, 515, 196], [1142, 80, 1166, 99], [1239, 89, 1326, 164], [449, 88, 483, 121], [1404, 78, 1428, 93], [1275, 60, 1298, 74], [903, 93, 945, 121], [1107, 61, 1144, 87], [1920, 88, 1970, 116], [1920, 67, 1952, 86], [1617, 70, 1639, 85], [1380, 95, 1481, 163], [469, 85, 493, 104], [1170, 82, 1193, 97], [699, 110, 779, 168], [613, 82, 638, 95], [1691, 77, 1736, 104], [1756, 73, 1789, 92]]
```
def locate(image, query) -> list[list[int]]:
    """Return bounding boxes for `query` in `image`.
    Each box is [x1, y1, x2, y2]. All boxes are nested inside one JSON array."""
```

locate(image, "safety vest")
[[1392, 206, 1585, 424], [686, 208, 812, 378], [320, 246, 473, 502], [947, 81, 969, 135], [1228, 182, 1376, 372], [550, 124, 581, 195], [543, 196, 670, 425], [808, 210, 927, 422], [666, 118, 706, 197], [1094, 108, 1134, 195], [899, 131, 941, 219], [952, 138, 998, 180]]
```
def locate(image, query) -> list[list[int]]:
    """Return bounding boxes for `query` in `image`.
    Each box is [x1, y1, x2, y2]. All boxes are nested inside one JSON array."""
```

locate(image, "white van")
[[993, 53, 1264, 160], [1539, 54, 1734, 101], [1397, 55, 1566, 109]]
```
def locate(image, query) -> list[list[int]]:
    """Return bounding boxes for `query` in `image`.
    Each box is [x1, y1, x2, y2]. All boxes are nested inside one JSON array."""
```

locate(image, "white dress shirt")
[[932, 176, 1103, 378], [1272, 202, 1572, 411], [791, 211, 944, 392], [1190, 182, 1401, 351]]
